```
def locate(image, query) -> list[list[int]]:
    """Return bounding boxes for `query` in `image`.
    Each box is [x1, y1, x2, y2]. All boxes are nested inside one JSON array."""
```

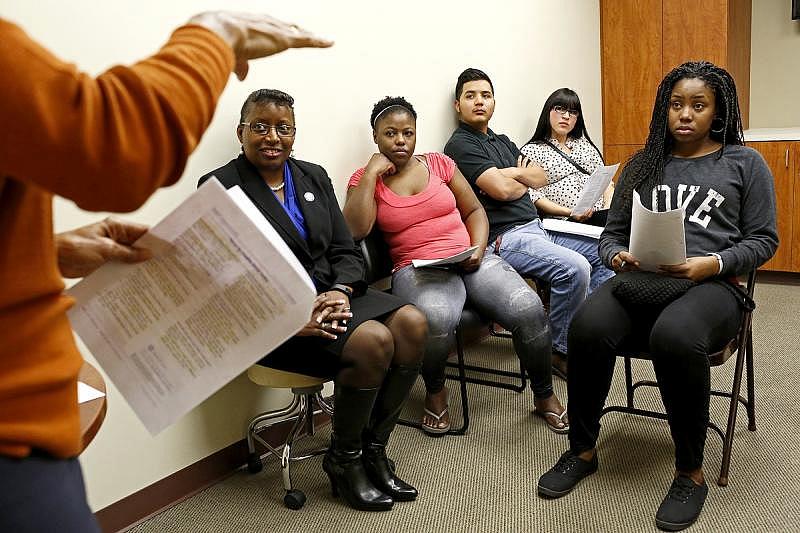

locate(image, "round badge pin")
[[304, 192, 315, 202]]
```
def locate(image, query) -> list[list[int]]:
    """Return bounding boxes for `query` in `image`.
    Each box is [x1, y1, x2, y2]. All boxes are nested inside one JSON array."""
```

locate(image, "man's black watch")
[[330, 284, 354, 298]]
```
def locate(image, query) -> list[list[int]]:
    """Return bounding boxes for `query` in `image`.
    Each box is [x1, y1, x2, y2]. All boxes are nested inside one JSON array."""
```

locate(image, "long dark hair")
[[616, 61, 744, 211], [525, 88, 601, 157]]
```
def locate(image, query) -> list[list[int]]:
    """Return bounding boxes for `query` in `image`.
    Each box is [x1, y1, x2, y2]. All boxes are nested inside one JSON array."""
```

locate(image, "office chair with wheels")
[[245, 365, 334, 509], [600, 270, 758, 486]]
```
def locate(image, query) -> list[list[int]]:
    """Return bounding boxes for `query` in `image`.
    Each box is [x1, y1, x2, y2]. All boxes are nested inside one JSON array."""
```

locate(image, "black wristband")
[[330, 284, 353, 298]]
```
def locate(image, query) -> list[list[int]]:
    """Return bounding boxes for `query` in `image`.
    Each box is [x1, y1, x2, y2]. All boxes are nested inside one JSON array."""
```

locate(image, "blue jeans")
[[496, 219, 614, 354], [392, 254, 553, 398]]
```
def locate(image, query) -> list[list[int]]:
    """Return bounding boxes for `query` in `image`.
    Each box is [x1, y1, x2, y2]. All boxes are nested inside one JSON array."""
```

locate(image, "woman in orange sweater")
[[0, 11, 330, 532]]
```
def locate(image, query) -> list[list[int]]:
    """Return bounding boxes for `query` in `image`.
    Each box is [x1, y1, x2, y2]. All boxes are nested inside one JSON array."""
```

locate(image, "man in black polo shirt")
[[444, 68, 613, 377]]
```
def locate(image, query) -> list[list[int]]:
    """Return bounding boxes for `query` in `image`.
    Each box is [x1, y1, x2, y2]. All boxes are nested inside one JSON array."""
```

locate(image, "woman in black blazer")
[[198, 89, 427, 512]]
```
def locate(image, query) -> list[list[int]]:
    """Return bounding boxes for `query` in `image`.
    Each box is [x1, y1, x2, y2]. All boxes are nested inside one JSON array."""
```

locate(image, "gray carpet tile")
[[129, 279, 800, 532]]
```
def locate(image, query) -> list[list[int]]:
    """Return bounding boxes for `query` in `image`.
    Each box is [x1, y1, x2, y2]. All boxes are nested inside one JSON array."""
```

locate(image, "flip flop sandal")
[[534, 408, 570, 434], [421, 407, 451, 435]]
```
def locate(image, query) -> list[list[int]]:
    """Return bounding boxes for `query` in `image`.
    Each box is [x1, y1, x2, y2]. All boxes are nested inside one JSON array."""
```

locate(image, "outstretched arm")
[[0, 12, 331, 212]]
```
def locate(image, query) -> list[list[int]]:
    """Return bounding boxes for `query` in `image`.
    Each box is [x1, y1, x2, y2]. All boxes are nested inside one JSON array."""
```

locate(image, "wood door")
[[661, 0, 751, 130], [603, 144, 644, 183], [792, 144, 800, 272], [600, 0, 662, 146], [662, 0, 728, 74], [748, 142, 794, 272]]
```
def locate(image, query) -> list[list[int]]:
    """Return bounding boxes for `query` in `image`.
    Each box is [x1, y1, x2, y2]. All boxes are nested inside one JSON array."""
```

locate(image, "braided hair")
[[525, 87, 603, 160], [370, 96, 417, 129], [616, 61, 744, 211]]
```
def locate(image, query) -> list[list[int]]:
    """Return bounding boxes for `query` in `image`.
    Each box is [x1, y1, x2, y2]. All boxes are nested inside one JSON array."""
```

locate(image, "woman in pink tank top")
[[343, 97, 568, 437]]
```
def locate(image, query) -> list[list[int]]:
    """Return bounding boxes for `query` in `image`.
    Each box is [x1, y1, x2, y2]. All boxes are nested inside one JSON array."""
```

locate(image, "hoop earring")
[[710, 117, 725, 134]]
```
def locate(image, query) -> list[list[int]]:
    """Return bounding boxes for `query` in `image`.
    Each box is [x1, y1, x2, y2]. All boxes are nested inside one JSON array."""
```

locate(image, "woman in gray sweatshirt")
[[536, 61, 778, 532]]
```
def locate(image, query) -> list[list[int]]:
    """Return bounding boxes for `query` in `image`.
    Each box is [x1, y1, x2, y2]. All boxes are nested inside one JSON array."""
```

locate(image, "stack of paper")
[[629, 191, 687, 271], [412, 246, 478, 268], [68, 179, 317, 434]]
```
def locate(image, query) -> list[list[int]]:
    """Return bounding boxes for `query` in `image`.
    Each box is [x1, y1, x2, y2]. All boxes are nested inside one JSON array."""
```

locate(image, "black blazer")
[[198, 154, 366, 295]]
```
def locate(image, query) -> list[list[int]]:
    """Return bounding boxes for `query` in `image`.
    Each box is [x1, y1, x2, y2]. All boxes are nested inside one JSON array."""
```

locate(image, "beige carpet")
[[130, 277, 800, 532]]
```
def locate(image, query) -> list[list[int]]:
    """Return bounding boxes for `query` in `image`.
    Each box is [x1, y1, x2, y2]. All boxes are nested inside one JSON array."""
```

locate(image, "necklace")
[[268, 180, 286, 192]]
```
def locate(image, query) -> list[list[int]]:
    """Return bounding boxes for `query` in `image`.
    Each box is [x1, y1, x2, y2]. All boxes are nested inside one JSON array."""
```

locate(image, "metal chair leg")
[[745, 329, 756, 431], [281, 396, 309, 492], [718, 316, 751, 487], [246, 395, 302, 473], [624, 357, 635, 408]]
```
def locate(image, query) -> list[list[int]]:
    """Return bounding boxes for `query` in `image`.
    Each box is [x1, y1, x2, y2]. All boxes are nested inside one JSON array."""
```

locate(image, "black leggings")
[[566, 279, 742, 471]]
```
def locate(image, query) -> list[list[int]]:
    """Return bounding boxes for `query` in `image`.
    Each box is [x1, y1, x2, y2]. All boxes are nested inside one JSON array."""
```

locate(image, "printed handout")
[[68, 179, 316, 434], [541, 219, 603, 239], [570, 163, 619, 216], [629, 191, 687, 271], [412, 246, 479, 268]]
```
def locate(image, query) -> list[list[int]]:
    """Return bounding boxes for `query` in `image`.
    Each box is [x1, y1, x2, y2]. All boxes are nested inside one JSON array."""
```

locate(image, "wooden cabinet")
[[748, 141, 800, 272], [601, 0, 751, 157], [600, 0, 662, 146], [604, 144, 643, 182]]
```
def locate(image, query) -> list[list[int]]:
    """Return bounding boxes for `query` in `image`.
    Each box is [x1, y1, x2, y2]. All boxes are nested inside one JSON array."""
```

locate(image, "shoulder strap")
[[545, 140, 592, 175]]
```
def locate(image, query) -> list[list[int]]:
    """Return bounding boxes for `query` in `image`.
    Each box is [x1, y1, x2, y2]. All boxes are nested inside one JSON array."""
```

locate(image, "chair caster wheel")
[[284, 489, 306, 510], [247, 453, 263, 474]]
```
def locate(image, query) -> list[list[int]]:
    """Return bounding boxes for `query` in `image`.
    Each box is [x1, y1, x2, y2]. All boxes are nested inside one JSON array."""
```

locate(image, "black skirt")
[[258, 288, 407, 377]]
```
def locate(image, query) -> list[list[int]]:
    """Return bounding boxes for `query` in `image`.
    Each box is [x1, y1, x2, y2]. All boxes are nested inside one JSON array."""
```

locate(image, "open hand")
[[188, 11, 333, 81]]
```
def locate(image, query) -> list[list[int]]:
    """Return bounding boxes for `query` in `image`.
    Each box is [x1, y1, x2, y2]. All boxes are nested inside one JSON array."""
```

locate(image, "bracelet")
[[329, 284, 353, 298], [707, 253, 724, 275]]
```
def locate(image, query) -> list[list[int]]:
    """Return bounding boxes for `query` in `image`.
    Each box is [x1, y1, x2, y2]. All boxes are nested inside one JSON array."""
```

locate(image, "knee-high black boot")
[[363, 364, 420, 502], [322, 385, 394, 511]]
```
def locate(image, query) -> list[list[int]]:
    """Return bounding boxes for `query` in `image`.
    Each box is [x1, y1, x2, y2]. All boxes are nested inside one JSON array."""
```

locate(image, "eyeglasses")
[[552, 105, 580, 118], [241, 122, 296, 137]]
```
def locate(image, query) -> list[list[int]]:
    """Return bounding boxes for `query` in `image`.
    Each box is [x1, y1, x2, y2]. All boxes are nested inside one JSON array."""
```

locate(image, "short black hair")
[[455, 68, 494, 100], [370, 96, 417, 129], [239, 89, 294, 123]]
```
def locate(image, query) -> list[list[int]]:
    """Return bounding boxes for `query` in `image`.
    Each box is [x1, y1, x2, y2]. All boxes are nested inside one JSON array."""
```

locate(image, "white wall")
[[750, 0, 800, 128], [1, 0, 601, 510]]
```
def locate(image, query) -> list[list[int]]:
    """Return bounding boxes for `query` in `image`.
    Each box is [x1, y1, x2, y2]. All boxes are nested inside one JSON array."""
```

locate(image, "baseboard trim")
[[94, 412, 331, 533]]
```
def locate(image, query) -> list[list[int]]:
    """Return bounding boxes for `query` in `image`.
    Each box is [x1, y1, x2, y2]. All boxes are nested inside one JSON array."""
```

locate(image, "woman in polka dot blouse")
[[520, 88, 613, 225]]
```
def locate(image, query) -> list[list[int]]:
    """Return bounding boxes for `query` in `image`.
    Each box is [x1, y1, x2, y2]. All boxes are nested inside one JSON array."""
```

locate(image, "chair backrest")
[[359, 228, 394, 286]]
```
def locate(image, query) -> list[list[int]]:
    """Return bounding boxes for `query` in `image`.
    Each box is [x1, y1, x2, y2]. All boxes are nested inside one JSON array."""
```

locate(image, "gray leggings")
[[392, 253, 553, 398]]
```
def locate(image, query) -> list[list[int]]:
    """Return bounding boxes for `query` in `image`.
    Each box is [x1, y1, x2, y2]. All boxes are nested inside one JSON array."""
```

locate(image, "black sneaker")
[[655, 475, 708, 531], [537, 450, 598, 498]]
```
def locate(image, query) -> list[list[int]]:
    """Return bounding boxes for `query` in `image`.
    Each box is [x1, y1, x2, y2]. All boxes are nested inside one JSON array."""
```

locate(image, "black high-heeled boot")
[[322, 385, 393, 511], [363, 364, 420, 501]]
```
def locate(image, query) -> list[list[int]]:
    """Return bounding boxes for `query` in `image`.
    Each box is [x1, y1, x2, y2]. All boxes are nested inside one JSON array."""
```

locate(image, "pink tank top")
[[348, 152, 471, 270]]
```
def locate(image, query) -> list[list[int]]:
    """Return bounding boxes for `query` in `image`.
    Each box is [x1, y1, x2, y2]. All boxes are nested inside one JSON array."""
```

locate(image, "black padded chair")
[[358, 229, 529, 436], [600, 270, 757, 486]]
